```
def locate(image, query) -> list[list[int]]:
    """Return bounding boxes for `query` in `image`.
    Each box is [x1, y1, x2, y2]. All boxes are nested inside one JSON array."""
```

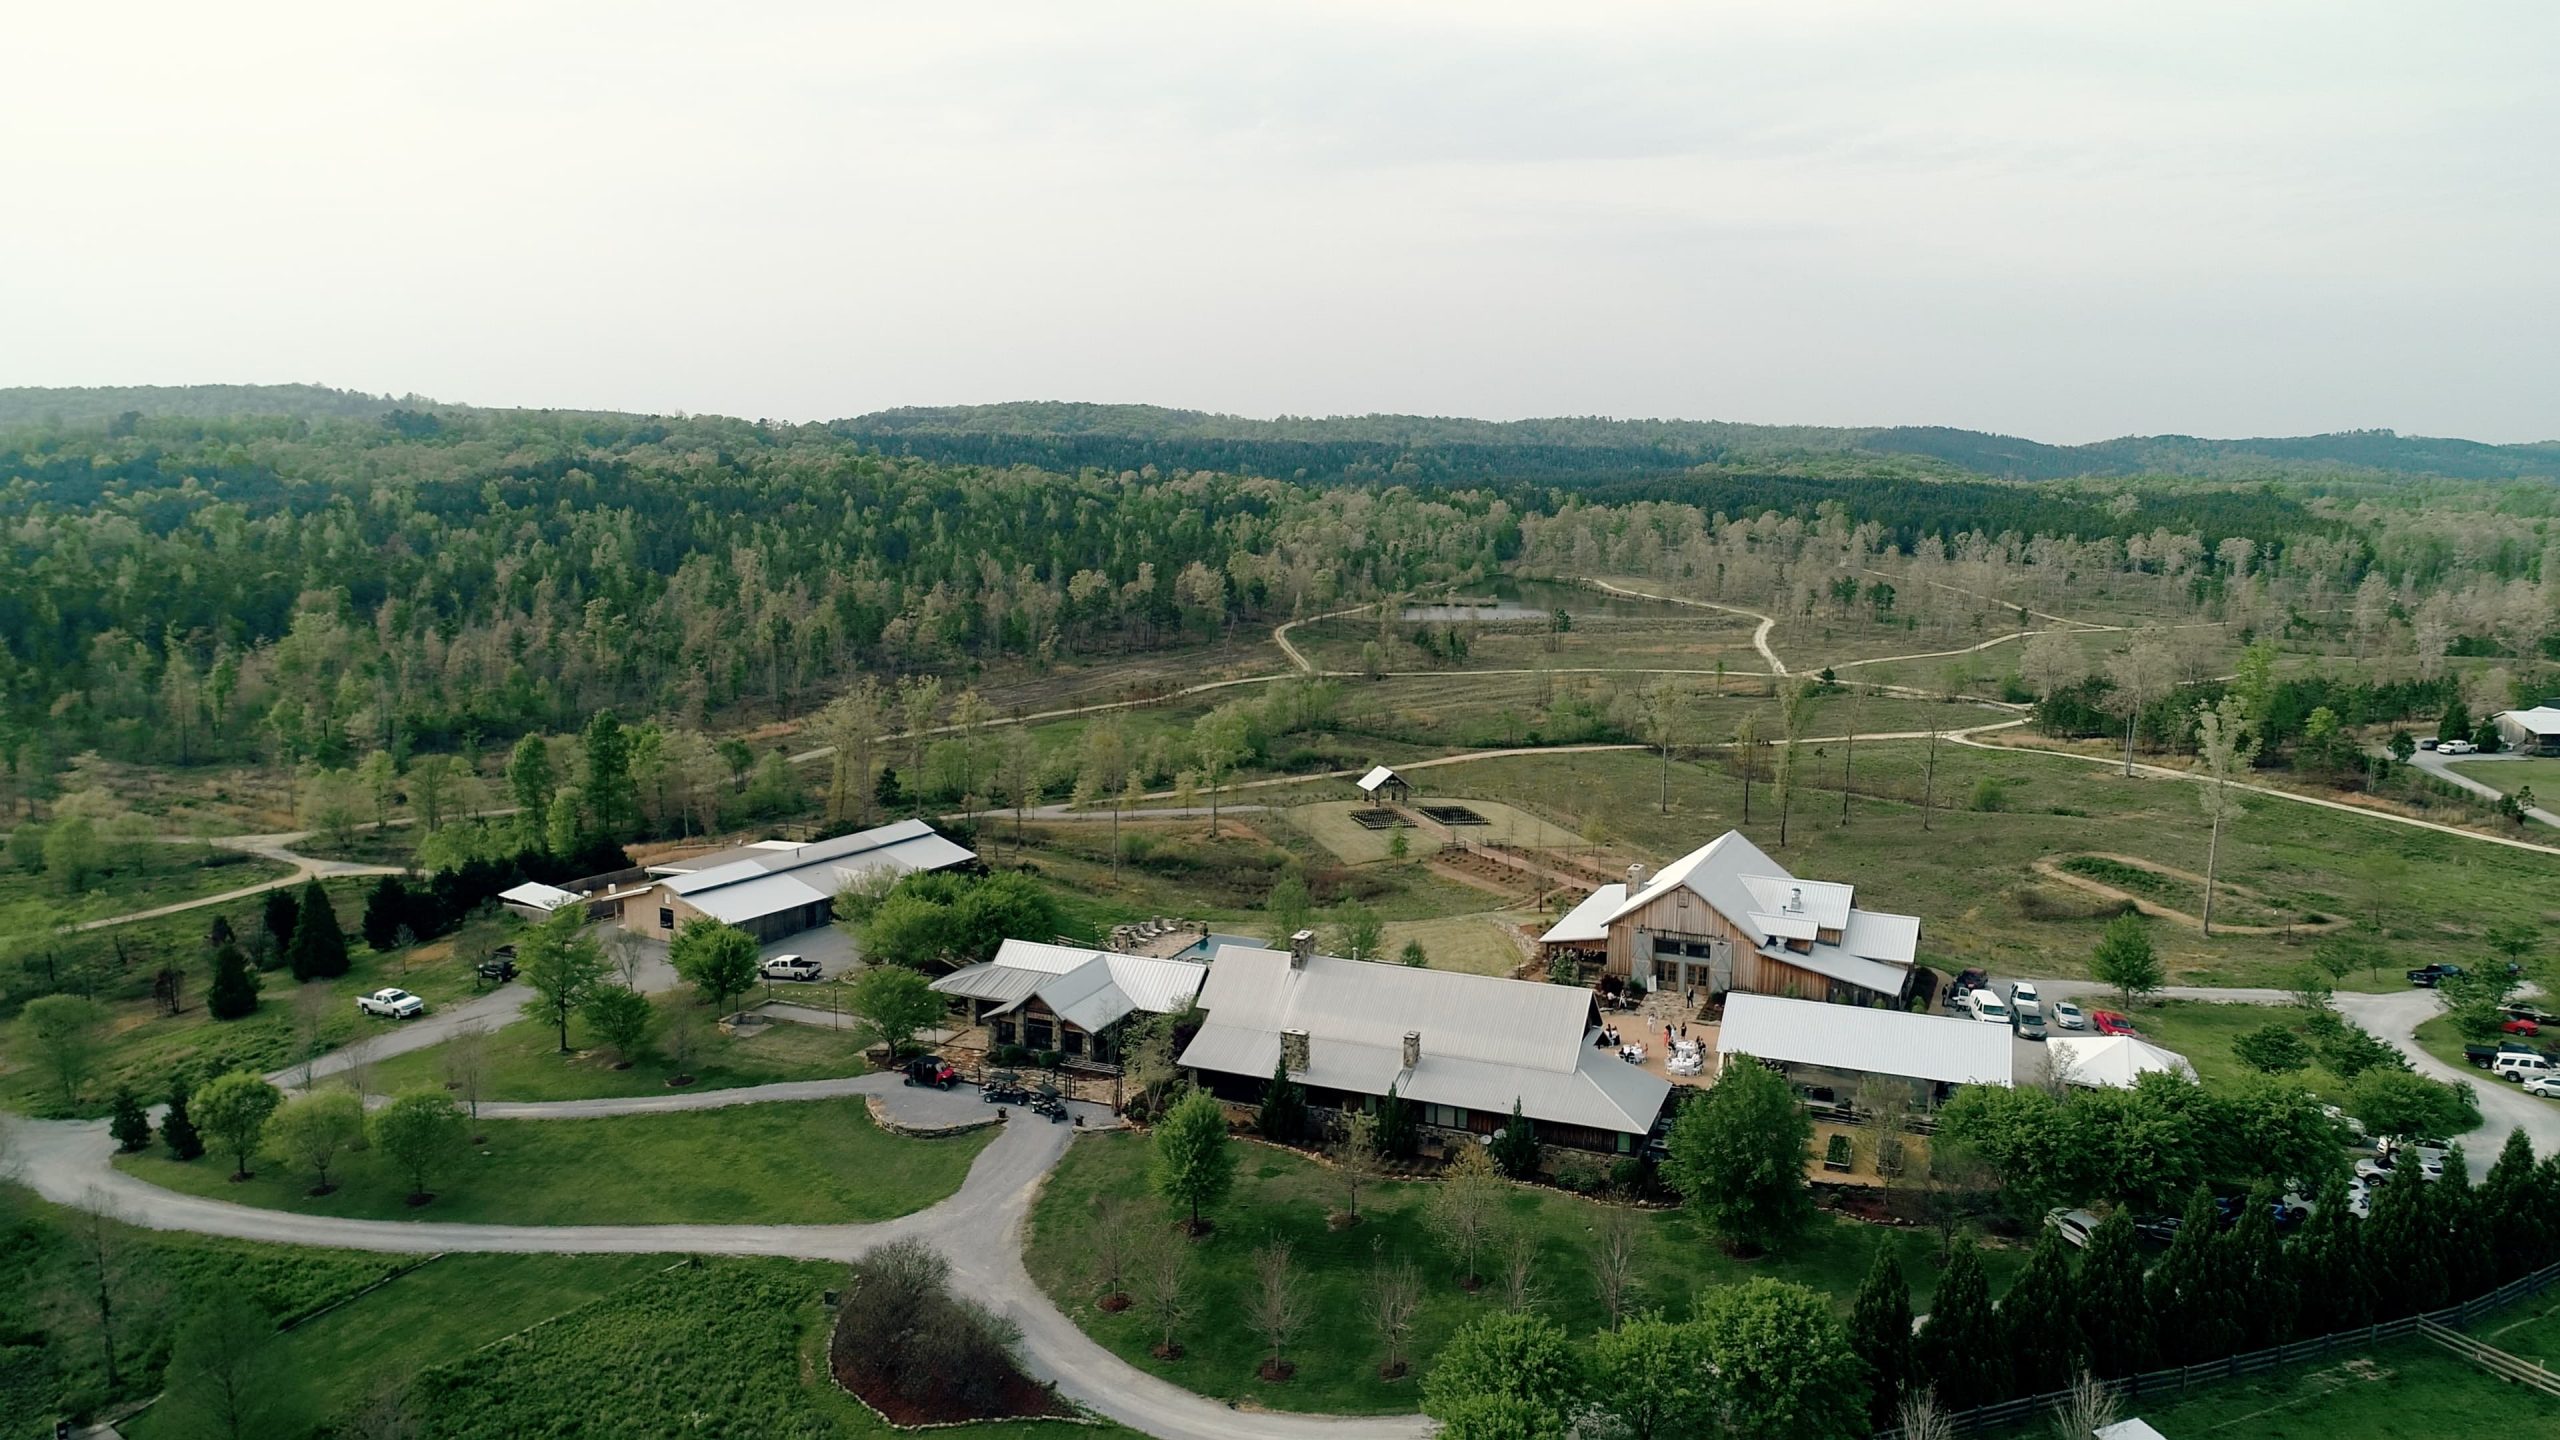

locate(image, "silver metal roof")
[[1176, 945, 1668, 1135], [650, 820, 975, 923], [1538, 883, 1625, 944], [1356, 765, 1401, 793], [1717, 992, 2013, 1087], [931, 941, 1209, 1035]]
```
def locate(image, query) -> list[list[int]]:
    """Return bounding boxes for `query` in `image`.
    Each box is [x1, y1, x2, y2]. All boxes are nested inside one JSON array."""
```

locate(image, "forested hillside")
[[846, 402, 2560, 484], [0, 383, 425, 427]]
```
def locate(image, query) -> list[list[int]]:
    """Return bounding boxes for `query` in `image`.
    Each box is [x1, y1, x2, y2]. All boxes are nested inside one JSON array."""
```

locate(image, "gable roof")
[[497, 881, 580, 911], [1718, 993, 2013, 1087], [2501, 706, 2560, 735], [2045, 1035, 2197, 1089], [1539, 883, 1626, 945], [649, 819, 976, 923], [931, 939, 1209, 1035], [1594, 829, 1920, 988], [1177, 945, 1669, 1135], [1356, 765, 1403, 793]]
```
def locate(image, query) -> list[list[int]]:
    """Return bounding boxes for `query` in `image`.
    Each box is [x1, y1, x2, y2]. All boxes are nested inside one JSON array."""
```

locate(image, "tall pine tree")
[[163, 1076, 206, 1161], [1915, 1248, 2006, 1409], [108, 1087, 153, 1153], [2077, 1208, 2153, 1379], [2364, 1162, 2444, 1319], [2481, 1129, 2548, 1273], [1490, 1098, 1540, 1180], [2433, 1144, 2491, 1304], [2000, 1227, 2082, 1395], [2146, 1185, 2237, 1364], [2218, 1184, 2289, 1351], [206, 941, 260, 1019], [286, 878, 349, 980], [2289, 1175, 2373, 1337], [1849, 1249, 1915, 1428], [259, 886, 299, 966], [1258, 1059, 1307, 1144], [362, 875, 411, 951]]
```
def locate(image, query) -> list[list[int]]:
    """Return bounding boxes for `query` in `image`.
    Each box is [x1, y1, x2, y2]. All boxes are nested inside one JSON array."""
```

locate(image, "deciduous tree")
[[193, 1070, 283, 1180], [1662, 1056, 1813, 1254], [2089, 914, 2163, 1010], [847, 964, 941, 1059], [269, 1088, 366, 1194], [373, 1089, 468, 1204], [520, 903, 610, 1051], [20, 993, 104, 1107], [1151, 1087, 1235, 1234]]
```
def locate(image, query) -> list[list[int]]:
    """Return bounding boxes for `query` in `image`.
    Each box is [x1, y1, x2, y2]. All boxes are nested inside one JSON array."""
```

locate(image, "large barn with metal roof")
[[617, 818, 978, 943]]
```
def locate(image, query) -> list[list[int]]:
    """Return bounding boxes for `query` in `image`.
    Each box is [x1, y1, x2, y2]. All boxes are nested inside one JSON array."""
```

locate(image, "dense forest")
[[1, 387, 2555, 799]]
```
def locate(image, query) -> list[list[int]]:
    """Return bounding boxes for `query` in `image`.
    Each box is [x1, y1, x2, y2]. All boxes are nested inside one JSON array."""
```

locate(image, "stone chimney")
[[1281, 1027, 1310, 1075], [1402, 1031, 1422, 1071], [1626, 863, 1647, 894], [1290, 929, 1316, 968]]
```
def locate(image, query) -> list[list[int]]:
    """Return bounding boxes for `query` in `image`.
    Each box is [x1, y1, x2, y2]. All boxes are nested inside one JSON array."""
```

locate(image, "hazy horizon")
[[8, 3, 2556, 444]]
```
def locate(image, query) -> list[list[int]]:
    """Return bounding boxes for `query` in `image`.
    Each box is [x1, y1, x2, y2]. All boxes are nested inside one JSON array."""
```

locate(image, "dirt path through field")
[[2028, 854, 2347, 936]]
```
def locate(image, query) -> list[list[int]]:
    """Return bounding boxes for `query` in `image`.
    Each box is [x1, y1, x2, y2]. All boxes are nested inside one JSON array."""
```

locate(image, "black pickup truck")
[[2407, 964, 2465, 988]]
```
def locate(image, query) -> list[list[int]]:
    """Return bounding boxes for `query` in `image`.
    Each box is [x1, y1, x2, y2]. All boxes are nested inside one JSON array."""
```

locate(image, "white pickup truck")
[[356, 987, 426, 1019]]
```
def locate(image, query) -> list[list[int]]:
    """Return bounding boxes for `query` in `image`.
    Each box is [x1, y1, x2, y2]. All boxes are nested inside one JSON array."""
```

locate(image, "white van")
[[2494, 1052, 2553, 1083], [1967, 990, 2012, 1026]]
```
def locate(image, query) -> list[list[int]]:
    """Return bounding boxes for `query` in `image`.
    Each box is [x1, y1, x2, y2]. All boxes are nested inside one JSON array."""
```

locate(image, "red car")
[[2091, 1010, 2140, 1037], [2505, 1017, 2542, 1037]]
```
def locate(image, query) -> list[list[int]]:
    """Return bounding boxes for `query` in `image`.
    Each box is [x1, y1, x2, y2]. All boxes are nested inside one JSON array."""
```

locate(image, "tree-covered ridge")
[[846, 401, 2560, 483], [0, 409, 1515, 765], [0, 383, 430, 427]]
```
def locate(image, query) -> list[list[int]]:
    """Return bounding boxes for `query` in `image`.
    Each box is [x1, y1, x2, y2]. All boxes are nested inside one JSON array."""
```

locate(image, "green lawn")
[[2447, 754, 2560, 804], [1439, 743, 2560, 992], [1023, 1130, 2023, 1414], [2414, 1014, 2485, 1074], [1986, 1339, 2532, 1439], [0, 1186, 413, 1429], [121, 1252, 679, 1438], [367, 992, 874, 1101], [1, 901, 521, 1118], [2128, 998, 2345, 1092], [0, 844, 292, 939], [115, 1097, 991, 1225]]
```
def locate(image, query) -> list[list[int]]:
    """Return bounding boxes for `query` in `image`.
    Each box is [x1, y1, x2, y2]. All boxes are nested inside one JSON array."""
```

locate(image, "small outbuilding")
[[1355, 765, 1411, 804], [497, 881, 582, 920]]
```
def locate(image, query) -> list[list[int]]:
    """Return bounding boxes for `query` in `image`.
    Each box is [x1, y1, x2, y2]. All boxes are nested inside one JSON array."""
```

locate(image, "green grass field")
[[2125, 998, 2346, 1092], [2448, 755, 2560, 803], [1430, 743, 2560, 991], [366, 992, 874, 1101], [0, 845, 292, 938], [1982, 1339, 2537, 1439], [0, 896, 520, 1118], [115, 1096, 990, 1225], [1023, 1131, 2022, 1414]]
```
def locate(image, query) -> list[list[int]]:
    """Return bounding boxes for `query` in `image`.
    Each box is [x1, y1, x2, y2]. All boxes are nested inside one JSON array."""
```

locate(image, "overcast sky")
[[7, 3, 2555, 442]]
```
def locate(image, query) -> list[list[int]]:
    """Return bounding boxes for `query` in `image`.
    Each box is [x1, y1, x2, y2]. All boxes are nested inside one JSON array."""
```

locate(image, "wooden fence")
[[1870, 1257, 2560, 1438]]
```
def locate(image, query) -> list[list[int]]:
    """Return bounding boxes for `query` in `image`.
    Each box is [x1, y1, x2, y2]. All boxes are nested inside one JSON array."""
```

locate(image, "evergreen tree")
[[108, 1086, 153, 1152], [1490, 1098, 1540, 1180], [1914, 1248, 2005, 1409], [260, 885, 299, 963], [2534, 1156, 2560, 1271], [2480, 1129, 2548, 1274], [162, 1075, 205, 1160], [1259, 1058, 1308, 1144], [205, 940, 261, 1019], [2434, 1144, 2492, 1304], [2000, 1227, 2082, 1395], [2289, 1176, 2371, 1337], [361, 875, 411, 951], [2145, 1185, 2236, 1364], [2364, 1161, 2443, 1319], [1848, 1249, 1915, 1427], [285, 878, 349, 980], [2077, 1208, 2153, 1378], [2219, 1183, 2289, 1351], [1375, 1084, 1417, 1160]]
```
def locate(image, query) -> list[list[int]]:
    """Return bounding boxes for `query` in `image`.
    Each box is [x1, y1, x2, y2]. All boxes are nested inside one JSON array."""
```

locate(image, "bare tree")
[[1499, 1227, 1542, 1312], [1247, 1240, 1308, 1381], [345, 1382, 420, 1440], [2051, 1369, 2123, 1440], [1732, 713, 1762, 824], [1775, 679, 1813, 846], [1590, 1206, 1642, 1329], [1365, 1248, 1424, 1379], [663, 1004, 701, 1081], [1088, 1193, 1141, 1308], [1854, 1077, 1921, 1199], [607, 927, 651, 988], [1898, 1388, 1956, 1440], [2193, 696, 2259, 937], [2018, 629, 2086, 712], [293, 982, 333, 1088], [56, 1190, 153, 1393], [2104, 630, 2177, 777], [1332, 1110, 1384, 1223], [1138, 1241, 1192, 1359], [1641, 676, 1683, 814], [441, 1024, 490, 1121]]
